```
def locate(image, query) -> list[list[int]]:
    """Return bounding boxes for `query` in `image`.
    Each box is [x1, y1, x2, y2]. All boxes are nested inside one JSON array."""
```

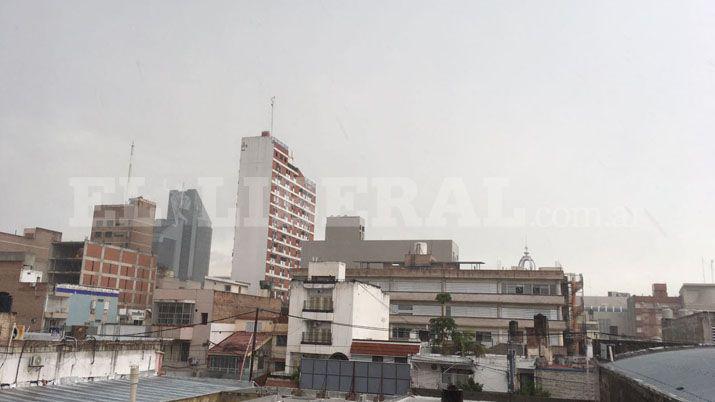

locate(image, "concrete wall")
[[599, 366, 678, 402], [679, 284, 715, 311], [0, 340, 160, 388], [662, 311, 715, 344]]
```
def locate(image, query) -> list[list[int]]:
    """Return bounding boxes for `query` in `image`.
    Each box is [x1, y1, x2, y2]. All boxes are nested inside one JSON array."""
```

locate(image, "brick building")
[[91, 196, 156, 254], [0, 252, 51, 331], [626, 283, 681, 339], [0, 227, 62, 272], [48, 240, 157, 310]]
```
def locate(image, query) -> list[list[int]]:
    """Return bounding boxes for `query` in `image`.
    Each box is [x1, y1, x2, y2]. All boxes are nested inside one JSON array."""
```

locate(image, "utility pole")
[[129, 365, 139, 402], [507, 320, 517, 393], [248, 308, 260, 382]]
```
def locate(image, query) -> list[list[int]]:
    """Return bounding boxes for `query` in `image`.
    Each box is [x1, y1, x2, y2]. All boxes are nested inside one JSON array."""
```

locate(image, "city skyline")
[[3, 1, 715, 297]]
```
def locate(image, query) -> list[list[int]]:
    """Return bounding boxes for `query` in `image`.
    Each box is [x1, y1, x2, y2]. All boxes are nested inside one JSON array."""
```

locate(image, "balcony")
[[302, 330, 332, 345], [303, 298, 334, 312]]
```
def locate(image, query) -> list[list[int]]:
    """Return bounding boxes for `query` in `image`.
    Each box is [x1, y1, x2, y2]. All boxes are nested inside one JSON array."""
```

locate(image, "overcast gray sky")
[[2, 1, 715, 296]]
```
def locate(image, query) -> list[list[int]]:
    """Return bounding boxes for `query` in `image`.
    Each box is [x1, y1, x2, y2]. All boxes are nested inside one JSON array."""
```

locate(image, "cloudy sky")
[[2, 1, 715, 296]]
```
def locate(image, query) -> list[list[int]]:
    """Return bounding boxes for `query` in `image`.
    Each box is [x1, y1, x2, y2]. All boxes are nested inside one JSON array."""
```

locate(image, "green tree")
[[458, 378, 484, 392], [519, 380, 551, 397], [428, 317, 456, 354], [435, 292, 452, 317]]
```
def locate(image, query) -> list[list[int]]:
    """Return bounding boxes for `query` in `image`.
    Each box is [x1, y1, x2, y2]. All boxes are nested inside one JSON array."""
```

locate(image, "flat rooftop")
[[604, 346, 715, 401], [0, 376, 252, 402]]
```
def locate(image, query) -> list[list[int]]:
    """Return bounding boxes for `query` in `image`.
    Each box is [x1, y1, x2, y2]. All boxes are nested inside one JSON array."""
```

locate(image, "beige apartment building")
[[298, 217, 584, 356]]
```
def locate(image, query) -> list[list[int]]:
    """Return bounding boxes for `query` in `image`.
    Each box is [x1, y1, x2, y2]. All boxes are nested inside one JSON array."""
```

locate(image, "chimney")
[[652, 283, 668, 298], [261, 131, 271, 137]]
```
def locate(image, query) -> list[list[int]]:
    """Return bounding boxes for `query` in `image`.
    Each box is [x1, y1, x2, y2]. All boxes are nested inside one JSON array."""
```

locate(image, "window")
[[95, 220, 103, 227], [224, 285, 231, 292], [275, 335, 287, 346], [208, 355, 240, 373], [105, 231, 113, 238], [394, 357, 408, 364], [155, 302, 194, 325], [274, 361, 286, 372], [94, 232, 102, 238], [391, 327, 412, 339], [201, 313, 208, 325], [475, 331, 492, 344], [372, 356, 383, 362]]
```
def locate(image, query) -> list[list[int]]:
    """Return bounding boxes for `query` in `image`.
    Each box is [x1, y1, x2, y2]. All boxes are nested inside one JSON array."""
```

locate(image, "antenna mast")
[[270, 96, 276, 134], [126, 141, 135, 200]]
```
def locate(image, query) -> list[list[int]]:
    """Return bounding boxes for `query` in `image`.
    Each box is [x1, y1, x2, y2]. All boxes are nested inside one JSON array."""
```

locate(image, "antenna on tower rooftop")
[[125, 140, 135, 200], [270, 96, 276, 135]]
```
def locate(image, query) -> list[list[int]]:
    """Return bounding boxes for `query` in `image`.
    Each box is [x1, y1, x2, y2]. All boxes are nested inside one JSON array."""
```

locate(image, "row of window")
[[390, 304, 559, 320], [367, 280, 559, 296]]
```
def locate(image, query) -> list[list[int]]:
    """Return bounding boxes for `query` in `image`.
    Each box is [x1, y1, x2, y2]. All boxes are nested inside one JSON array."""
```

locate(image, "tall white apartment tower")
[[231, 131, 316, 298]]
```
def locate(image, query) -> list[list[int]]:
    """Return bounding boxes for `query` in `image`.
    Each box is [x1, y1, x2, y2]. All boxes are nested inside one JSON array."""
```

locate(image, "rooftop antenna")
[[125, 140, 135, 201], [270, 96, 276, 135], [711, 259, 714, 283], [703, 257, 707, 283]]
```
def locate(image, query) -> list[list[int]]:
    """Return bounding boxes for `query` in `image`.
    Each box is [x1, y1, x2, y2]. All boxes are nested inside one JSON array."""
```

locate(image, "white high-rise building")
[[231, 131, 316, 298]]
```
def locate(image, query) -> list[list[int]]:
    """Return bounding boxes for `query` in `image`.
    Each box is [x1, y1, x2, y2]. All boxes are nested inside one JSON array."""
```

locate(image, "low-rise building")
[[204, 276, 250, 294], [0, 252, 52, 330], [584, 292, 629, 339], [48, 240, 157, 312], [206, 316, 288, 381], [679, 283, 715, 313], [285, 261, 390, 373], [43, 283, 119, 332], [298, 218, 585, 357], [151, 286, 281, 371], [626, 283, 681, 339], [0, 227, 62, 273]]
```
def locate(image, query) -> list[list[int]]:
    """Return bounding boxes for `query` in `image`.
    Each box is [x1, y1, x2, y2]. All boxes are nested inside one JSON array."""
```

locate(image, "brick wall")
[[79, 241, 157, 310], [212, 292, 282, 323], [536, 367, 598, 401], [0, 256, 51, 330]]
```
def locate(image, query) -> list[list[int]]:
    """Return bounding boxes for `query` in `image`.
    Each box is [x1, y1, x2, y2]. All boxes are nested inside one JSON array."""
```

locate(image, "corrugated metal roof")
[[0, 376, 252, 402], [604, 346, 715, 402]]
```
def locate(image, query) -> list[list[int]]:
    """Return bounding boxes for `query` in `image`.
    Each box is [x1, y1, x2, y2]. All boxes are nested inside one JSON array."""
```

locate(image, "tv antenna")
[[125, 140, 135, 200], [270, 96, 276, 135]]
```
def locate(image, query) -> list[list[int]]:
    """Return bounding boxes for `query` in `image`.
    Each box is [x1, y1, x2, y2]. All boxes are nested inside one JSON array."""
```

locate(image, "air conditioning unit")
[[29, 355, 43, 367]]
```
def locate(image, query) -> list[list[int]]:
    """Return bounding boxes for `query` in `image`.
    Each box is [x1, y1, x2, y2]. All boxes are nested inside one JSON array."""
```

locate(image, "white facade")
[[231, 132, 316, 297], [285, 262, 390, 373], [0, 341, 160, 388]]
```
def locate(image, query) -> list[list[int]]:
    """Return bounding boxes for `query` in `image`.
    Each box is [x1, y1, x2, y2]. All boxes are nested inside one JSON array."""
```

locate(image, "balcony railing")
[[303, 298, 334, 312], [302, 330, 332, 345]]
